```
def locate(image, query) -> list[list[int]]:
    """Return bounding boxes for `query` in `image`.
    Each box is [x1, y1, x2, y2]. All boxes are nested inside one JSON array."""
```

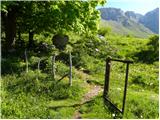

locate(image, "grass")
[[1, 71, 89, 118], [77, 60, 158, 119], [79, 94, 114, 119], [1, 59, 89, 119], [1, 32, 159, 119], [78, 87, 158, 119], [124, 88, 159, 119]]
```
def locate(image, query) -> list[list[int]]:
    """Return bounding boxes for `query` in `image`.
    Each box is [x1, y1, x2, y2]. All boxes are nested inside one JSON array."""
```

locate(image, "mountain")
[[98, 8, 156, 38], [139, 8, 159, 34], [125, 11, 143, 22], [99, 8, 125, 22]]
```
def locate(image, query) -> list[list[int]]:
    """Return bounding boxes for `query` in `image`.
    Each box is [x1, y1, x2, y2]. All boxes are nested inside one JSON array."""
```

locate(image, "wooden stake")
[[37, 58, 41, 80], [25, 49, 28, 73], [103, 57, 111, 97], [38, 58, 41, 72], [122, 63, 130, 114], [69, 52, 72, 86], [52, 55, 56, 79]]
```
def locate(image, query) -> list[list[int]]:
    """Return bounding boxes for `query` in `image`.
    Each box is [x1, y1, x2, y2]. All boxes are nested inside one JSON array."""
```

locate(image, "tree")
[[1, 2, 20, 50], [1, 0, 106, 50], [148, 35, 159, 54], [135, 35, 159, 63]]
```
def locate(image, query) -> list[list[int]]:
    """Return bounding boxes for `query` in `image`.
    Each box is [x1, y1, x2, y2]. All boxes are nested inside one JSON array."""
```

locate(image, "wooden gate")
[[103, 57, 133, 114]]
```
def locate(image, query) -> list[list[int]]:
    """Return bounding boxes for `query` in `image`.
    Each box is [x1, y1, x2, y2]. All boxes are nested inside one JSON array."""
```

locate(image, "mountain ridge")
[[139, 8, 159, 33], [98, 7, 159, 37]]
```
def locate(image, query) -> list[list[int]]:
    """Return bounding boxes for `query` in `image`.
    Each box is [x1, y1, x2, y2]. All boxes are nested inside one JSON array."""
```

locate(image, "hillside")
[[99, 19, 153, 38], [98, 8, 154, 38]]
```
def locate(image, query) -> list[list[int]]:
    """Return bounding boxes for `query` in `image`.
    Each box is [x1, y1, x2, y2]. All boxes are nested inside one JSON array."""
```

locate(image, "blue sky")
[[97, 0, 159, 15]]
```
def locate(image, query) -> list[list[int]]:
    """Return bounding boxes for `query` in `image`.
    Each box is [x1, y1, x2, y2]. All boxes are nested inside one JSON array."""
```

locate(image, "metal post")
[[69, 52, 72, 86], [122, 63, 130, 114], [103, 57, 111, 97]]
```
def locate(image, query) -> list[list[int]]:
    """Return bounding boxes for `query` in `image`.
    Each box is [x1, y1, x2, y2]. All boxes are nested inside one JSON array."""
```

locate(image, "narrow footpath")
[[73, 85, 103, 119]]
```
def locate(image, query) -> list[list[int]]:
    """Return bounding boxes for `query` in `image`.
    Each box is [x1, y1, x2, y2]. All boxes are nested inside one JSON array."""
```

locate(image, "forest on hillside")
[[1, 1, 159, 119]]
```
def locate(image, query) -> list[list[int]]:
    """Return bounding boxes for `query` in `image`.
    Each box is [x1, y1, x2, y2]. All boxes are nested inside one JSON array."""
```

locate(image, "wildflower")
[[95, 48, 99, 52]]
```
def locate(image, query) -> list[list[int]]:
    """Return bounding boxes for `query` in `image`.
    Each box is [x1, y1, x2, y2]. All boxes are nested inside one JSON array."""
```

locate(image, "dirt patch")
[[73, 85, 102, 119], [83, 85, 102, 102]]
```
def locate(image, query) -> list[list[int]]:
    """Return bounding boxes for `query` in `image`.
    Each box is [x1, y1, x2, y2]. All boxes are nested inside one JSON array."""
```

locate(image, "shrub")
[[135, 35, 159, 63], [98, 27, 111, 36]]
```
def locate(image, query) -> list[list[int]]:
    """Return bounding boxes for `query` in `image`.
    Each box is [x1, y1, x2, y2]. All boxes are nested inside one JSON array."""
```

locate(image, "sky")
[[97, 0, 159, 15]]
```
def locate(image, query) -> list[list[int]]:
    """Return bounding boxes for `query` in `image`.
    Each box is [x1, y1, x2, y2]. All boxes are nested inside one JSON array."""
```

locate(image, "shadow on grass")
[[1, 53, 25, 75], [103, 97, 123, 119], [86, 79, 103, 86], [48, 99, 95, 111], [49, 95, 122, 118], [134, 50, 158, 64], [1, 48, 29, 75]]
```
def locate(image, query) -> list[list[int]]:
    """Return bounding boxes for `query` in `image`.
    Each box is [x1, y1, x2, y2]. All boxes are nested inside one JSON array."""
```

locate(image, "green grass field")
[[1, 33, 159, 119]]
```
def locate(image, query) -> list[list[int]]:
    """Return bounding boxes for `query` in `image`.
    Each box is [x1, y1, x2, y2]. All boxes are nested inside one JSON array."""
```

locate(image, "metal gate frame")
[[103, 57, 133, 114]]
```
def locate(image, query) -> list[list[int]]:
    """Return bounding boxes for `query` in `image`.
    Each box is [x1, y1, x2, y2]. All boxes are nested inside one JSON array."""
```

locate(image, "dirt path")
[[73, 85, 103, 119]]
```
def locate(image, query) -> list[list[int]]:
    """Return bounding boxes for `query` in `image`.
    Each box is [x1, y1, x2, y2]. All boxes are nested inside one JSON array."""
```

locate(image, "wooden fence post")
[[69, 52, 72, 86], [103, 57, 111, 97], [52, 55, 56, 79], [36, 58, 41, 80], [38, 58, 41, 72], [122, 63, 130, 114], [25, 49, 28, 73]]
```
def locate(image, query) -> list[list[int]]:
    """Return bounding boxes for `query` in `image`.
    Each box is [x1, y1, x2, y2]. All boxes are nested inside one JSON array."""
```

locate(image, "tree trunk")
[[18, 30, 21, 41], [5, 7, 17, 50], [28, 31, 34, 48]]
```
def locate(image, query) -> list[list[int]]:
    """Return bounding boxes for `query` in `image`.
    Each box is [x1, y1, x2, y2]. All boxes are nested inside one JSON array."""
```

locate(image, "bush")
[[98, 27, 111, 36], [135, 35, 159, 63]]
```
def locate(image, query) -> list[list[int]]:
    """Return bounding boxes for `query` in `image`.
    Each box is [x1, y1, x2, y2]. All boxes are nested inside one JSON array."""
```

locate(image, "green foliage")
[[1, 69, 86, 118], [104, 34, 149, 60], [124, 90, 159, 119], [130, 62, 159, 92], [1, 93, 50, 119], [1, 1, 159, 118], [2, 31, 159, 118], [80, 95, 114, 119], [1, 1, 106, 36], [148, 35, 159, 56], [49, 107, 75, 119], [1, 57, 25, 75], [135, 35, 159, 63], [1, 71, 50, 118], [98, 26, 112, 36]]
